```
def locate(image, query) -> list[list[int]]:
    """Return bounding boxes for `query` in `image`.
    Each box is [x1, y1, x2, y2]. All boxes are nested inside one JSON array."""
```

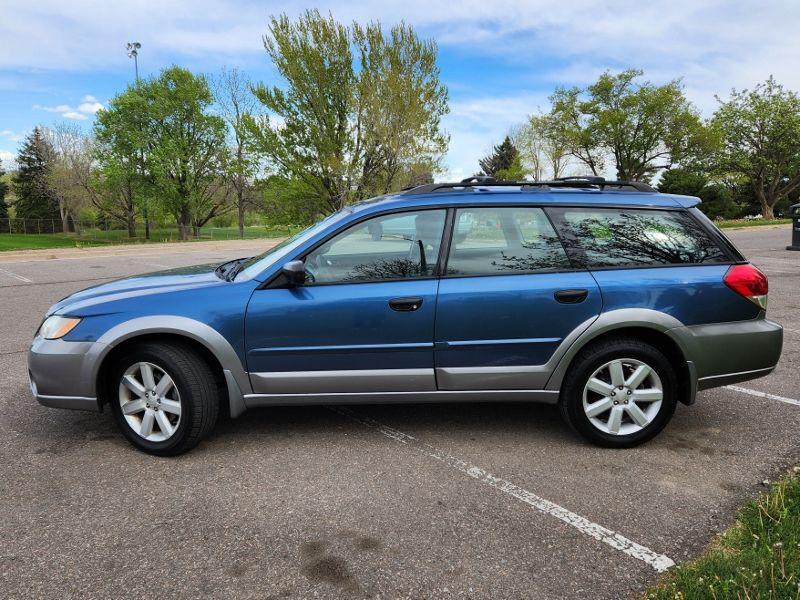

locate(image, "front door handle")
[[554, 289, 588, 304], [389, 297, 423, 312]]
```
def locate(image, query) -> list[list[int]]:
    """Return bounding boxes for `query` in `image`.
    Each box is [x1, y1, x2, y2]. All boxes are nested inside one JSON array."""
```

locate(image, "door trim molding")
[[249, 368, 436, 394], [436, 365, 551, 390], [249, 342, 433, 355]]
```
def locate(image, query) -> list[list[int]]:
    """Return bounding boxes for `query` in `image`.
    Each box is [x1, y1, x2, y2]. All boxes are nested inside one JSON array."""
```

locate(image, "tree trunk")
[[61, 213, 70, 234], [178, 205, 191, 241], [238, 190, 245, 239], [126, 212, 136, 238], [755, 187, 775, 220]]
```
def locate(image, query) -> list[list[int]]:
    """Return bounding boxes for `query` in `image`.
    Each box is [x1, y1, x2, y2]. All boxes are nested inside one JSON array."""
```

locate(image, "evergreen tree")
[[12, 128, 59, 230], [0, 158, 9, 220], [657, 168, 707, 196], [479, 136, 521, 178]]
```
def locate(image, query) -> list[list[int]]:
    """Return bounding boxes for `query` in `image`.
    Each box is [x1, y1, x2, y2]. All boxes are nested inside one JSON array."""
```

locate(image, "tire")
[[559, 337, 678, 448], [108, 341, 220, 456]]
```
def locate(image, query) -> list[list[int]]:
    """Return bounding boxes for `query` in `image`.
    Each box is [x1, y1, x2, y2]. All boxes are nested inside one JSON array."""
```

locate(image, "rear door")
[[434, 206, 602, 390], [544, 206, 752, 325]]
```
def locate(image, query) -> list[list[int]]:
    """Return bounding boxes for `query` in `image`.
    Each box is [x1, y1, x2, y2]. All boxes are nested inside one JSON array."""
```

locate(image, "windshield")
[[236, 210, 351, 280]]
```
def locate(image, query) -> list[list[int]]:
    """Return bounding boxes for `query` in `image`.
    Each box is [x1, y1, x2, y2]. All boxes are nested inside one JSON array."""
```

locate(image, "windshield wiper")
[[214, 257, 250, 281], [214, 259, 237, 280], [225, 258, 250, 282]]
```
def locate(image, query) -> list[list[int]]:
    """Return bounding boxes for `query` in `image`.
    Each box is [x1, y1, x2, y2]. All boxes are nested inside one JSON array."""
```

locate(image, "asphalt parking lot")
[[0, 226, 798, 599]]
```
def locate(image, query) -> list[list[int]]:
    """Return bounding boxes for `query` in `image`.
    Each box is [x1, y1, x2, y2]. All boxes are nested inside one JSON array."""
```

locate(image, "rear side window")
[[546, 207, 728, 268], [446, 207, 572, 276]]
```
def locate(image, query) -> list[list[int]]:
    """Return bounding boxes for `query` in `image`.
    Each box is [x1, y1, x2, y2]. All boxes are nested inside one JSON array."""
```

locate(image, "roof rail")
[[400, 176, 656, 195]]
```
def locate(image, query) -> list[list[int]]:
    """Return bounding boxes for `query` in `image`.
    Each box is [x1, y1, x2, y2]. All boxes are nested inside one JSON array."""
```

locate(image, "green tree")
[[698, 184, 737, 220], [550, 69, 714, 181], [12, 128, 60, 230], [248, 10, 448, 219], [94, 78, 150, 236], [657, 168, 707, 196], [658, 168, 739, 219], [45, 124, 94, 233], [711, 77, 800, 219], [96, 67, 231, 239], [479, 136, 524, 179], [216, 67, 261, 238], [0, 158, 9, 221], [514, 114, 571, 180]]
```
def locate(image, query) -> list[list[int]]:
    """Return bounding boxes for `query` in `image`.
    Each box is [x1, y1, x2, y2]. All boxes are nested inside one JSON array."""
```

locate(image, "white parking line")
[[331, 406, 675, 573], [0, 267, 32, 283], [726, 385, 800, 407]]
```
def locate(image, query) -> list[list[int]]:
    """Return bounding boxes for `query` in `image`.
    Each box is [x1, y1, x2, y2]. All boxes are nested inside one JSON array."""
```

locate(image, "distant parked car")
[[29, 176, 783, 454]]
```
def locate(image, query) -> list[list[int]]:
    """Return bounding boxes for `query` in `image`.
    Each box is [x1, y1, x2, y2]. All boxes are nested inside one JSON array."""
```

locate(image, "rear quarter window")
[[546, 207, 729, 268]]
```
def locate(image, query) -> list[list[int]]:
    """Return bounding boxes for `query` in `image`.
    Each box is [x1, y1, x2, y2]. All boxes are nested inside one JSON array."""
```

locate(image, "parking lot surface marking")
[[331, 406, 676, 573], [726, 385, 800, 407], [0, 267, 32, 283]]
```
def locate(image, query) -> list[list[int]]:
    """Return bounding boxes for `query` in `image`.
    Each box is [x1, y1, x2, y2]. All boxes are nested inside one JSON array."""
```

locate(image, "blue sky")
[[2, 0, 799, 180]]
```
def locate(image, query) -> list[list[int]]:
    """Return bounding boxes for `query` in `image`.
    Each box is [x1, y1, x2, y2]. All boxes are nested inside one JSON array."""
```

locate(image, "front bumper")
[[28, 337, 103, 412]]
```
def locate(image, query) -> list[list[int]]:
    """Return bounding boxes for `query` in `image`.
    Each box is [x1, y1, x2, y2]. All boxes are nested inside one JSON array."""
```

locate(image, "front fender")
[[85, 315, 252, 413]]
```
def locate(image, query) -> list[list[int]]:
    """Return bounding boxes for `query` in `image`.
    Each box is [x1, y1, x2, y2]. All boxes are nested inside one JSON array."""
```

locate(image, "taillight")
[[724, 264, 768, 309]]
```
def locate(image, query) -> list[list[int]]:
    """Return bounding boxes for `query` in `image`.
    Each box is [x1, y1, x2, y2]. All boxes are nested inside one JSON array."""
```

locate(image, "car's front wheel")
[[560, 338, 678, 448], [108, 341, 220, 455]]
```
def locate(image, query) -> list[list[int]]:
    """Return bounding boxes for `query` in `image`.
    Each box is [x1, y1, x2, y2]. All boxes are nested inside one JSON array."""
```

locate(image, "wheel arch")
[[89, 316, 250, 417], [545, 310, 696, 405]]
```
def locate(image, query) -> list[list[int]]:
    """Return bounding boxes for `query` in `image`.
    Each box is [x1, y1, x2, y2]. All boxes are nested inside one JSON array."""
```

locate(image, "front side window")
[[546, 207, 728, 268], [304, 210, 446, 284], [446, 207, 572, 276]]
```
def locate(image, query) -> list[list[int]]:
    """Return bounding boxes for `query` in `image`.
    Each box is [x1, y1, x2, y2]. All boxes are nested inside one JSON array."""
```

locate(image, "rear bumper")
[[28, 337, 101, 412], [670, 318, 783, 392]]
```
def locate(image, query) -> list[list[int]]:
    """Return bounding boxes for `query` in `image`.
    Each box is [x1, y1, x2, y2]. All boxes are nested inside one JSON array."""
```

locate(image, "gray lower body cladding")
[[27, 315, 783, 415], [669, 318, 783, 390]]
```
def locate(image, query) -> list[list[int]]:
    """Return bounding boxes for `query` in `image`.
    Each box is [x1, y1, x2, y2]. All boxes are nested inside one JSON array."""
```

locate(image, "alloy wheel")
[[581, 358, 663, 436], [118, 362, 182, 442]]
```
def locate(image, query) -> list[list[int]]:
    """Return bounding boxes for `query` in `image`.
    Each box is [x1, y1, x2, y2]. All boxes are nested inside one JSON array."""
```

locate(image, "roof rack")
[[400, 175, 656, 195]]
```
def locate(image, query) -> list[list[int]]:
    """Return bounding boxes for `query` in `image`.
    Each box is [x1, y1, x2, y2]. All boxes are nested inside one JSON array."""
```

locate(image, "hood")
[[49, 263, 225, 316]]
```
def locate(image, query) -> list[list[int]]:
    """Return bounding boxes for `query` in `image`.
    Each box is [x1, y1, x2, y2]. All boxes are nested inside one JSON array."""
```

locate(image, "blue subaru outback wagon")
[[28, 176, 783, 455]]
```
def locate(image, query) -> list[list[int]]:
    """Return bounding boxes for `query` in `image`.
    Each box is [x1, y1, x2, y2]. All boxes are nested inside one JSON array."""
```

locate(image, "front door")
[[434, 206, 602, 390], [245, 209, 447, 395]]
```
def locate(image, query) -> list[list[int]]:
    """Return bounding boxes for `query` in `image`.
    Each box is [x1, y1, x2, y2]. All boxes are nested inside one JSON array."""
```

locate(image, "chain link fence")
[[0, 218, 298, 242]]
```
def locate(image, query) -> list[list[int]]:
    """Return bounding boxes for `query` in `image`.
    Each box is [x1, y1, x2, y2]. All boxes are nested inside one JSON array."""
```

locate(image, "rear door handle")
[[554, 289, 589, 304], [389, 297, 423, 312]]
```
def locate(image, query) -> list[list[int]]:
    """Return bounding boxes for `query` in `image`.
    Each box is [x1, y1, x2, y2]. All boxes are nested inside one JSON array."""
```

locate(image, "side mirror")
[[281, 260, 306, 287]]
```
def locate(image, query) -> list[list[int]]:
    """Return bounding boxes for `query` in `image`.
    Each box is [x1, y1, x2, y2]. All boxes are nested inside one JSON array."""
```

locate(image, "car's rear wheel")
[[108, 341, 220, 455], [560, 338, 678, 447]]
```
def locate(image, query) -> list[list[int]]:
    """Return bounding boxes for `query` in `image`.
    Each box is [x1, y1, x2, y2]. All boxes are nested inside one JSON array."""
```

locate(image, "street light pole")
[[125, 42, 150, 239], [126, 42, 141, 82]]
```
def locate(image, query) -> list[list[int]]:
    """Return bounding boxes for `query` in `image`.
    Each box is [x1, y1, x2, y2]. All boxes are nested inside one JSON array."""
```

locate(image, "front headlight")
[[38, 316, 82, 340]]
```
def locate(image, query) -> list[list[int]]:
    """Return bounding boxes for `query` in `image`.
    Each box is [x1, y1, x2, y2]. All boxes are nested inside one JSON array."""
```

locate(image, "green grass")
[[73, 224, 300, 243], [646, 471, 800, 600], [718, 218, 793, 228], [0, 225, 299, 252], [0, 233, 109, 251]]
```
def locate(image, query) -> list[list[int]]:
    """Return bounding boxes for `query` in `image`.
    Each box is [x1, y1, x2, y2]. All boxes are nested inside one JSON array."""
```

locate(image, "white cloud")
[[77, 100, 104, 114], [441, 93, 549, 180], [0, 150, 16, 169], [0, 130, 24, 142], [33, 96, 104, 120], [3, 0, 800, 177]]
